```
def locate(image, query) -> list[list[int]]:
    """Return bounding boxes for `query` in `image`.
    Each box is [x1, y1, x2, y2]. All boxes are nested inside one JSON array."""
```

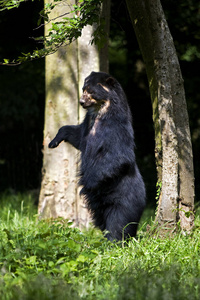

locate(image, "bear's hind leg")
[[103, 204, 139, 242]]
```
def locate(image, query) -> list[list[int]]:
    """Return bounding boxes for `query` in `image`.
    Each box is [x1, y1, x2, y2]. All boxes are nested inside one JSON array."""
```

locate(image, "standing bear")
[[49, 71, 146, 241]]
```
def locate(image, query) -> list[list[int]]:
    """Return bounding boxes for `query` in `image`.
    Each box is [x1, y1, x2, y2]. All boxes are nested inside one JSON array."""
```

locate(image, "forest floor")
[[0, 191, 200, 300]]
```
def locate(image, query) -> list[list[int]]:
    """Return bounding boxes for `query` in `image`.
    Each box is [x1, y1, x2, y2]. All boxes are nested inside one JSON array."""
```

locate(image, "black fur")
[[49, 71, 146, 241]]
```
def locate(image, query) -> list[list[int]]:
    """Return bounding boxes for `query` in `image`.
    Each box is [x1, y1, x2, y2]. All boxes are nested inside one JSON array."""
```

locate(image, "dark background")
[[0, 0, 199, 207]]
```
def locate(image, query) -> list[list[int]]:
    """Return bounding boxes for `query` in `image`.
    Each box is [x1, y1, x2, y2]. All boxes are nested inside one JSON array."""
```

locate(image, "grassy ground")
[[0, 191, 200, 299]]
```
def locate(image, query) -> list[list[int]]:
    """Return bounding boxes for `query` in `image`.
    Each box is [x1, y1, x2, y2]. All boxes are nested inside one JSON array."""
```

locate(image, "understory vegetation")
[[1, 192, 200, 299]]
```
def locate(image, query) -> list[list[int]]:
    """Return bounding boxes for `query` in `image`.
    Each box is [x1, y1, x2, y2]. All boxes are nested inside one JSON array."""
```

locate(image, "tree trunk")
[[38, 0, 107, 227], [126, 0, 195, 233]]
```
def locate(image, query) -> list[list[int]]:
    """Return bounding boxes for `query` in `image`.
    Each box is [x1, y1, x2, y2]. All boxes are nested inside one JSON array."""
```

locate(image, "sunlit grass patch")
[[0, 192, 200, 299]]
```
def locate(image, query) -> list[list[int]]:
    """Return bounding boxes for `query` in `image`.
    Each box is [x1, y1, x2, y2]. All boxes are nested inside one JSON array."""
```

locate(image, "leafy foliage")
[[0, 0, 105, 65], [1, 193, 200, 299], [0, 0, 30, 11]]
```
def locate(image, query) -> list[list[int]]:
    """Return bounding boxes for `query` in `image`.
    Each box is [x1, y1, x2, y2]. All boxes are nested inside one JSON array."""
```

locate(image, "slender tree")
[[126, 0, 195, 233], [38, 0, 110, 226]]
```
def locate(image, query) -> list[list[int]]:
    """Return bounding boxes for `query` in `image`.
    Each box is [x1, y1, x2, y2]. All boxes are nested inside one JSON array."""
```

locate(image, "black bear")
[[49, 71, 146, 241]]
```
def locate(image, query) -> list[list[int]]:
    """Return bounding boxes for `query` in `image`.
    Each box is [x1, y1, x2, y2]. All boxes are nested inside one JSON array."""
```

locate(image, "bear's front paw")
[[48, 138, 60, 148]]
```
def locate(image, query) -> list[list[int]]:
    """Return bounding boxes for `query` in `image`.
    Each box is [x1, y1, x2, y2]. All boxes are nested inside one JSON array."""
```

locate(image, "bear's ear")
[[105, 77, 116, 87]]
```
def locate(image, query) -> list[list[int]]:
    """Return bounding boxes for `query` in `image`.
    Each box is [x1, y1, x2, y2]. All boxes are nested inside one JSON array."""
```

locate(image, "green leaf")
[[48, 261, 54, 267], [3, 58, 9, 64], [67, 239, 81, 252], [25, 255, 37, 265], [76, 254, 88, 263]]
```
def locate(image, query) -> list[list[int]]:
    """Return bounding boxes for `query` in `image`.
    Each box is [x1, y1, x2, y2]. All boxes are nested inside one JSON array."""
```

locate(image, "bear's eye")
[[86, 87, 93, 94]]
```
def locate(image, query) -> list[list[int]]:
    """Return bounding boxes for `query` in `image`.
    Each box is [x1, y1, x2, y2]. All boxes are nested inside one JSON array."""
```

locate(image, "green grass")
[[0, 191, 200, 299]]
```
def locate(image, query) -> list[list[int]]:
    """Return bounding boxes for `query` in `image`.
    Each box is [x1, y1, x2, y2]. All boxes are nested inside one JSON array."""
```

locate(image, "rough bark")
[[38, 0, 104, 227], [126, 0, 194, 233], [38, 0, 80, 221]]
